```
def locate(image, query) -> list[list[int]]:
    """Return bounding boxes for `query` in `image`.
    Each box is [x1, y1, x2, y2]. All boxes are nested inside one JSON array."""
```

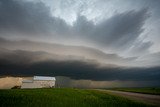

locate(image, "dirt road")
[[96, 89, 160, 106]]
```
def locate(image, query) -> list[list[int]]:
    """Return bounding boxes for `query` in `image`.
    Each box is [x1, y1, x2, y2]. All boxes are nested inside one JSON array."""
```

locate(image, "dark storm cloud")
[[0, 36, 158, 67], [0, 0, 151, 52], [0, 38, 137, 66], [0, 48, 160, 81], [0, 0, 69, 35], [0, 0, 160, 88], [73, 9, 149, 50]]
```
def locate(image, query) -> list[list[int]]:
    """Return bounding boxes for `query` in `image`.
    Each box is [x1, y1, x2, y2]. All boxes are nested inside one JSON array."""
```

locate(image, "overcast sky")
[[0, 0, 160, 87]]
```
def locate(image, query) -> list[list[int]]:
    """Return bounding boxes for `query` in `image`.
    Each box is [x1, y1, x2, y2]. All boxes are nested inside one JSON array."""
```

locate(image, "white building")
[[21, 76, 56, 89]]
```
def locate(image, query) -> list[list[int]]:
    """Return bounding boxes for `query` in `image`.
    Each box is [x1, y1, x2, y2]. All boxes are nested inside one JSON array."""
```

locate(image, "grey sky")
[[0, 0, 160, 86], [0, 0, 159, 54]]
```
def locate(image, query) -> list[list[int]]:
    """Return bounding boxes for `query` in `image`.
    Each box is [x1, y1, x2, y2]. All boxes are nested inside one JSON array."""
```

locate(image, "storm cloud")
[[0, 0, 160, 87], [1, 38, 159, 67], [0, 55, 160, 82], [0, 0, 154, 54], [0, 47, 160, 82]]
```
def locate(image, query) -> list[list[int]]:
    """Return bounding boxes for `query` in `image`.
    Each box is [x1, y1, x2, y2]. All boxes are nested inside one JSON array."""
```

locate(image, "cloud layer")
[[0, 0, 160, 87], [0, 0, 155, 55], [1, 38, 160, 67], [0, 45, 160, 82]]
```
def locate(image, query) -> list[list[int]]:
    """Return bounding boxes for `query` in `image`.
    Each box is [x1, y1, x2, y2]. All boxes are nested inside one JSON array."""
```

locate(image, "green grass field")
[[110, 87, 160, 95], [0, 88, 154, 107]]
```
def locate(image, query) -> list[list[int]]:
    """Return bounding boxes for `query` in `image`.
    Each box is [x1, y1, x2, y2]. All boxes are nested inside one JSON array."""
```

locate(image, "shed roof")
[[33, 76, 56, 81], [22, 80, 33, 83]]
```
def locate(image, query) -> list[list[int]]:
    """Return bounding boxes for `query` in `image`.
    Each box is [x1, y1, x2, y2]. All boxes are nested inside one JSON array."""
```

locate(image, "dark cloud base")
[[0, 58, 160, 81]]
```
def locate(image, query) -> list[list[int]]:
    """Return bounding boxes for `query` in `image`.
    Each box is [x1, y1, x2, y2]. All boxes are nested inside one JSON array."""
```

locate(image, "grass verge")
[[0, 88, 154, 107]]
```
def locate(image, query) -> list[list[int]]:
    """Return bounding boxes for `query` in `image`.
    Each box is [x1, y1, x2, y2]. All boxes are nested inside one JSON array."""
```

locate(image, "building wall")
[[21, 80, 56, 89]]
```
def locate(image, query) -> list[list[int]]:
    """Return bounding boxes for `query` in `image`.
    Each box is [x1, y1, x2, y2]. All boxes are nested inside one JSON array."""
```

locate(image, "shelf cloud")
[[0, 0, 160, 87]]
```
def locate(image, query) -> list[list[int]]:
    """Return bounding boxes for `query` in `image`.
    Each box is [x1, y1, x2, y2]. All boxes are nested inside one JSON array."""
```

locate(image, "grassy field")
[[109, 87, 160, 95], [0, 88, 154, 107]]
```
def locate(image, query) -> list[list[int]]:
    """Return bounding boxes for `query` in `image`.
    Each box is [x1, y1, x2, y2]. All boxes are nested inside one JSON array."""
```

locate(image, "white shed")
[[21, 76, 56, 89]]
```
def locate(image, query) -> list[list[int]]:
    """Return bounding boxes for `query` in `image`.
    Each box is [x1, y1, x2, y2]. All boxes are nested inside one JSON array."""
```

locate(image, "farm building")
[[21, 76, 56, 89]]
